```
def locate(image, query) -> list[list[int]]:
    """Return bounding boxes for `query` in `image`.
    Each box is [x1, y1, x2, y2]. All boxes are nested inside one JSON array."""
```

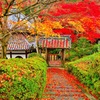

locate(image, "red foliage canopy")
[[53, 28, 73, 35], [40, 1, 100, 43], [53, 28, 77, 42], [42, 1, 100, 17]]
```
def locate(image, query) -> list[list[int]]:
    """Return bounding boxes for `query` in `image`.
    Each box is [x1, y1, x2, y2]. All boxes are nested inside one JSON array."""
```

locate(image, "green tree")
[[74, 38, 92, 57]]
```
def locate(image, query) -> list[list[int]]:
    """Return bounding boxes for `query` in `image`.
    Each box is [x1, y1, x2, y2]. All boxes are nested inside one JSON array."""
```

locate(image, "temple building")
[[0, 34, 36, 59]]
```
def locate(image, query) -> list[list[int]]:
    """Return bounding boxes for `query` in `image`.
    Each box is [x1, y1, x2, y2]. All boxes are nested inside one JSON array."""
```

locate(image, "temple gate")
[[38, 36, 71, 67]]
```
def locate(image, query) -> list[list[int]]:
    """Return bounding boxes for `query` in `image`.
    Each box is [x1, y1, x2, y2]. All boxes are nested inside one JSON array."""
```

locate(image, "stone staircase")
[[42, 68, 91, 100]]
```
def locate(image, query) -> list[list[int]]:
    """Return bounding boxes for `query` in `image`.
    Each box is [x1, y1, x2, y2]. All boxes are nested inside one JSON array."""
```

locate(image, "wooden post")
[[39, 48, 42, 55], [45, 48, 48, 61], [10, 51, 12, 58], [62, 49, 66, 66], [25, 50, 27, 58]]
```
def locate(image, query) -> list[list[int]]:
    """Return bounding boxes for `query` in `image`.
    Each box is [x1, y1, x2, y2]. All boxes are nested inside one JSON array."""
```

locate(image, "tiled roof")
[[0, 34, 31, 50], [38, 37, 71, 48]]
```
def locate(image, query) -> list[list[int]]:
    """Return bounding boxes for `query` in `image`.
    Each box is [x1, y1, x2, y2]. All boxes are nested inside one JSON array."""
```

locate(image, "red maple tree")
[[40, 0, 100, 43]]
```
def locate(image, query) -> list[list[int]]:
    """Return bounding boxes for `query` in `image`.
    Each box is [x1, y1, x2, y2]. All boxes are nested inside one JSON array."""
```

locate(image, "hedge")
[[28, 53, 44, 59], [66, 38, 100, 61], [0, 56, 47, 100], [65, 52, 100, 98]]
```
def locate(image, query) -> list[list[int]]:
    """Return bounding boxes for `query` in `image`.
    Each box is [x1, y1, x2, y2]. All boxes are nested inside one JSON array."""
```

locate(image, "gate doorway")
[[47, 49, 65, 67], [39, 36, 71, 67]]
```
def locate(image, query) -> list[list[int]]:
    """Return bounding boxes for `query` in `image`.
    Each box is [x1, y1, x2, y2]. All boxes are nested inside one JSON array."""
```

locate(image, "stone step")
[[42, 94, 87, 100], [46, 85, 74, 88], [45, 92, 83, 96], [45, 89, 82, 93], [42, 96, 86, 100]]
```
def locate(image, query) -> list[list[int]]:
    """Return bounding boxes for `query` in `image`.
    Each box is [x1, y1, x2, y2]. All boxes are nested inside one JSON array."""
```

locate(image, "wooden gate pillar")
[[62, 49, 66, 65], [45, 48, 50, 62]]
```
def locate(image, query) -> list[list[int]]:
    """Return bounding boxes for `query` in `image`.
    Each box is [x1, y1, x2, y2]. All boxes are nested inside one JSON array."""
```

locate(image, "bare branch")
[[4, 0, 9, 5], [0, 0, 61, 18], [4, 0, 15, 16]]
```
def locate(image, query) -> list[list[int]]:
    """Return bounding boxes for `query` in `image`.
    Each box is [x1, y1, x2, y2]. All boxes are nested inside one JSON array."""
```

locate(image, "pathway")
[[42, 67, 96, 100]]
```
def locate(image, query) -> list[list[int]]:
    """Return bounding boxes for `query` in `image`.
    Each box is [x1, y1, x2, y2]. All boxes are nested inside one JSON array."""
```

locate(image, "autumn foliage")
[[40, 1, 100, 43], [0, 0, 61, 58], [0, 0, 33, 16], [29, 19, 63, 37]]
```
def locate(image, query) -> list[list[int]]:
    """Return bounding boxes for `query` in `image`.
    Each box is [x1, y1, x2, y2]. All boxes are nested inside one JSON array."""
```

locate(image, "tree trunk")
[[34, 17, 39, 54], [0, 15, 10, 59], [35, 35, 39, 54], [0, 34, 11, 59], [1, 43, 7, 59]]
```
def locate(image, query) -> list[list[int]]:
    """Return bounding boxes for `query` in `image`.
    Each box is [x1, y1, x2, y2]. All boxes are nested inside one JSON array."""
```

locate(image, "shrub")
[[0, 56, 47, 100], [66, 50, 78, 61], [66, 38, 100, 61], [28, 52, 44, 59], [92, 44, 100, 53], [49, 49, 61, 54], [65, 52, 100, 98]]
